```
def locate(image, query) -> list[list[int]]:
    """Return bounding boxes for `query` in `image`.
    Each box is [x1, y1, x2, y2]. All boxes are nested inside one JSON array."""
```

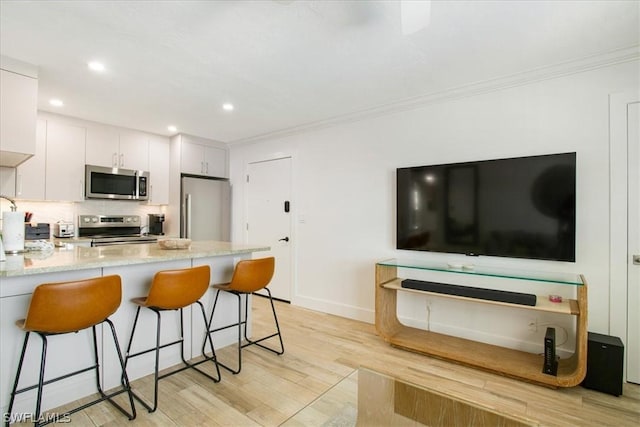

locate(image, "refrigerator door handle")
[[185, 193, 192, 239]]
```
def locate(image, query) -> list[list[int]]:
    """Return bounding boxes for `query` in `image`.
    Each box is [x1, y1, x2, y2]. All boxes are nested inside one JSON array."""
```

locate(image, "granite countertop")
[[0, 240, 270, 277]]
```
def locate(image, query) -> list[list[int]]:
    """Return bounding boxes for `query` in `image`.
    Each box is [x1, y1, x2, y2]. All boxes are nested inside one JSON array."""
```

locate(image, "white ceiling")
[[1, 1, 638, 144]]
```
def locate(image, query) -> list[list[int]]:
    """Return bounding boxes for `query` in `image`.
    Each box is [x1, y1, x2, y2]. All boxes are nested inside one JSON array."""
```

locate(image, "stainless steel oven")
[[85, 165, 149, 201], [79, 215, 158, 246]]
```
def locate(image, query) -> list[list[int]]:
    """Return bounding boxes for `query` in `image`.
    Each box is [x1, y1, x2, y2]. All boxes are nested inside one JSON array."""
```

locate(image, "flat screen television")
[[396, 152, 576, 262]]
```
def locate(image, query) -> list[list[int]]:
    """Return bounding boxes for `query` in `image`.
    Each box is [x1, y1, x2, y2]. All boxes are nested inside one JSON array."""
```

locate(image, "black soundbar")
[[401, 279, 537, 306]]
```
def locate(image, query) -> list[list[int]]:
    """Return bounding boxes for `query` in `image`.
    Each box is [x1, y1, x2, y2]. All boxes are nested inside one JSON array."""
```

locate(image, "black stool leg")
[[33, 334, 48, 427], [91, 325, 103, 395], [7, 323, 136, 426], [203, 289, 222, 356], [100, 320, 136, 420], [243, 289, 285, 355], [177, 302, 221, 382], [127, 303, 221, 413], [123, 306, 142, 373], [151, 310, 161, 412], [203, 289, 243, 374], [221, 292, 243, 374], [6, 332, 31, 427], [205, 289, 284, 375], [124, 305, 159, 413]]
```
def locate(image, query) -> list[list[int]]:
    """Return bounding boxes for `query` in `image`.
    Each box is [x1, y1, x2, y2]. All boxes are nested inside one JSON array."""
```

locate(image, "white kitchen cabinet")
[[181, 139, 227, 178], [45, 121, 86, 201], [0, 167, 16, 197], [86, 127, 149, 171], [118, 129, 149, 171], [148, 135, 170, 205], [204, 145, 227, 177], [0, 67, 37, 167], [85, 124, 119, 167], [16, 118, 47, 200]]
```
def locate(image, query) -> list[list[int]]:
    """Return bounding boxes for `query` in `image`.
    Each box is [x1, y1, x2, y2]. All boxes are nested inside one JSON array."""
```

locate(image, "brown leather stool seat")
[[123, 264, 220, 413], [203, 257, 284, 374], [6, 275, 136, 426]]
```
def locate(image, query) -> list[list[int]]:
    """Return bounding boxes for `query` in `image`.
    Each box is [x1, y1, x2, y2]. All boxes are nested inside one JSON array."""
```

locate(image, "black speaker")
[[543, 327, 558, 376], [581, 332, 624, 396]]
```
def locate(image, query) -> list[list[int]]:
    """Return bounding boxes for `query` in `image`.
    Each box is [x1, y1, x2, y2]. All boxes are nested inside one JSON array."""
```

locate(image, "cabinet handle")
[[205, 162, 209, 174], [120, 153, 124, 167], [16, 174, 22, 196], [80, 180, 84, 199], [201, 161, 204, 174], [113, 153, 118, 167]]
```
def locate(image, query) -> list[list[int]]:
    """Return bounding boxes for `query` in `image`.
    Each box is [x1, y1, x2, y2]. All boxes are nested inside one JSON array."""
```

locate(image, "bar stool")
[[6, 275, 136, 426], [203, 257, 284, 374], [123, 264, 220, 413]]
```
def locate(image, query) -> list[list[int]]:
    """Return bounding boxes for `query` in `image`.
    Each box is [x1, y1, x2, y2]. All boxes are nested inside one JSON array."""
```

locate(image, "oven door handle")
[[92, 240, 133, 247]]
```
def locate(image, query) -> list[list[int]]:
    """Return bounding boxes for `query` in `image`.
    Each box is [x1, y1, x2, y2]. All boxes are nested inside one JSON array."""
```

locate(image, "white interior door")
[[627, 102, 640, 384], [246, 157, 292, 302]]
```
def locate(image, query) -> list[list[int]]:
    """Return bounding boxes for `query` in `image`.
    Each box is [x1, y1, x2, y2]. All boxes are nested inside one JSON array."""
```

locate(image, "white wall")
[[229, 60, 639, 354]]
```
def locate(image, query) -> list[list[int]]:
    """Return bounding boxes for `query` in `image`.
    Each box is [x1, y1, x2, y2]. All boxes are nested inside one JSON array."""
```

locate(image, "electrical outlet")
[[528, 318, 538, 332]]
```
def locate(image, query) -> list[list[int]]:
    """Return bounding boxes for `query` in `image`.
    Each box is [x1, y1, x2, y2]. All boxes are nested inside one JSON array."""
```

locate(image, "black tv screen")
[[396, 152, 576, 262]]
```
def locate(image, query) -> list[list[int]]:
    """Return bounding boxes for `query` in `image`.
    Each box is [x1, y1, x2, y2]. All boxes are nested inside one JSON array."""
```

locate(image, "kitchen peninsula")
[[0, 240, 269, 415]]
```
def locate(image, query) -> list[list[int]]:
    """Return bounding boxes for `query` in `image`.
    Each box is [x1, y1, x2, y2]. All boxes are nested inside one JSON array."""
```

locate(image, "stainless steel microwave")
[[85, 165, 149, 201]]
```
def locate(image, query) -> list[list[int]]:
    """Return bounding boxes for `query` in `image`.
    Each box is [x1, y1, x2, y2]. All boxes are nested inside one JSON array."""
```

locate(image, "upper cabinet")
[[0, 167, 16, 197], [45, 121, 86, 202], [148, 135, 170, 205], [85, 125, 119, 167], [180, 136, 227, 178], [16, 118, 47, 200], [117, 129, 150, 171], [0, 57, 38, 167], [86, 126, 149, 171], [14, 113, 168, 203]]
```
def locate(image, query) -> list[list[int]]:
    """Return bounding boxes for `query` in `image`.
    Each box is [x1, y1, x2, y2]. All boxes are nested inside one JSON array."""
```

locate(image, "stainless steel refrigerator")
[[181, 176, 231, 241]]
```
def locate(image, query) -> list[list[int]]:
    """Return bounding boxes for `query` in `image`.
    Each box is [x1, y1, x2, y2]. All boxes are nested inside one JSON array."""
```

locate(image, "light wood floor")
[[35, 297, 640, 426]]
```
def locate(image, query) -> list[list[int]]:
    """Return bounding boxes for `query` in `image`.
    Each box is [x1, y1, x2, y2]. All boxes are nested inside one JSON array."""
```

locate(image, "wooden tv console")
[[374, 259, 587, 388]]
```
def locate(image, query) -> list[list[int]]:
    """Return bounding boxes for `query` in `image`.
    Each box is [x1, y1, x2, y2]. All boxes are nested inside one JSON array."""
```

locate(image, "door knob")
[[279, 237, 289, 242], [634, 254, 640, 265]]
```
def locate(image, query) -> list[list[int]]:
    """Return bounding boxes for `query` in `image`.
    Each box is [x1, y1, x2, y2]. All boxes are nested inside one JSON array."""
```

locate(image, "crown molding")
[[230, 45, 639, 146]]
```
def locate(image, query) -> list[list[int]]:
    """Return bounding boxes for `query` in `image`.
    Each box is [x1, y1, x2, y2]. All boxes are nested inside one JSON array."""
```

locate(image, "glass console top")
[[377, 258, 583, 286]]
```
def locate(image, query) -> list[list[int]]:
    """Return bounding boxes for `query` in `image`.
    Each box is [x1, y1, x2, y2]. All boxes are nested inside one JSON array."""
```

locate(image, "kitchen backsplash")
[[0, 199, 167, 236]]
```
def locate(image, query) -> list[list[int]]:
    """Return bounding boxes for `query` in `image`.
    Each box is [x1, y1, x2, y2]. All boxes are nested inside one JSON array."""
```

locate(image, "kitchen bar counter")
[[1, 240, 269, 416], [0, 240, 270, 278]]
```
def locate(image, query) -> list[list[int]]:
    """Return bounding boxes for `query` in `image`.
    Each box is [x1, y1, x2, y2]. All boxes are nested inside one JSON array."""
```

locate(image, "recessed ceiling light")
[[49, 99, 64, 107], [167, 125, 177, 132], [222, 103, 234, 111], [88, 61, 105, 72]]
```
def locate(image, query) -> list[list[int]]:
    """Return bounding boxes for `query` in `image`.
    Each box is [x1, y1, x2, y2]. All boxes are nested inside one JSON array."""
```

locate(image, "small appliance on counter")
[[1, 194, 25, 253], [54, 222, 75, 238], [148, 213, 165, 235], [25, 223, 51, 240]]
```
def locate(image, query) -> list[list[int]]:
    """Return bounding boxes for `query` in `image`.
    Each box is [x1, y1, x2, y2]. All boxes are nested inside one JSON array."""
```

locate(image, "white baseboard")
[[293, 295, 375, 324]]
